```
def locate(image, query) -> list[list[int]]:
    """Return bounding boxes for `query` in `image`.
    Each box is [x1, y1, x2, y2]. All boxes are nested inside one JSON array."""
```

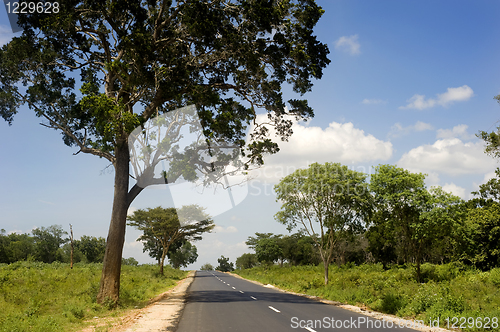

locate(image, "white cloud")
[[127, 207, 138, 216], [389, 121, 434, 138], [482, 171, 497, 184], [436, 124, 474, 140], [362, 99, 386, 105], [249, 114, 393, 182], [441, 183, 467, 199], [414, 121, 434, 132], [398, 138, 497, 176], [399, 85, 474, 110], [335, 34, 360, 55], [214, 225, 238, 233]]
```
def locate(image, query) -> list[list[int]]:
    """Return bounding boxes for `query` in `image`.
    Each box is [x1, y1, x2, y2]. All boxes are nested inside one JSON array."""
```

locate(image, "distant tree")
[[457, 174, 500, 270], [365, 213, 398, 267], [281, 233, 319, 266], [0, 231, 35, 263], [169, 241, 198, 269], [122, 257, 139, 266], [32, 225, 68, 263], [58, 242, 85, 264], [419, 186, 463, 265], [0, 229, 8, 263], [370, 165, 430, 280], [245, 233, 275, 250], [216, 255, 234, 272], [77, 236, 106, 263], [255, 237, 282, 265], [275, 162, 372, 285], [236, 253, 258, 270], [128, 205, 214, 275], [461, 202, 500, 270], [200, 263, 214, 271]]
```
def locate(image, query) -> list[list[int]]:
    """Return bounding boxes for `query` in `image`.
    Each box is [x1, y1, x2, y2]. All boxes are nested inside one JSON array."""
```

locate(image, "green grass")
[[0, 261, 188, 332], [235, 263, 500, 331]]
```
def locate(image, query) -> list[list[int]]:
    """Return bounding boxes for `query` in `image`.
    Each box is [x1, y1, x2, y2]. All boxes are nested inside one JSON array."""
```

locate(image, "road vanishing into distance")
[[176, 271, 420, 332]]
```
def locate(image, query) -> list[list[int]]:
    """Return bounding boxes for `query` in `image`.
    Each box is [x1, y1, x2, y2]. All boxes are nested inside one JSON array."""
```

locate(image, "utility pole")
[[70, 224, 74, 269]]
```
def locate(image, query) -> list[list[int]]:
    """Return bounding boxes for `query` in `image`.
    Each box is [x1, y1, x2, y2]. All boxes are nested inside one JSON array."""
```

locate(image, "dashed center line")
[[232, 286, 236, 289], [239, 290, 244, 294], [268, 306, 280, 313], [304, 327, 317, 332], [250, 296, 257, 300]]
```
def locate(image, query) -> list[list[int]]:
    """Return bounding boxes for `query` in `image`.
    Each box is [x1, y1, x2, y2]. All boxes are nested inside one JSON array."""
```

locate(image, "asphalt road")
[[175, 271, 421, 332]]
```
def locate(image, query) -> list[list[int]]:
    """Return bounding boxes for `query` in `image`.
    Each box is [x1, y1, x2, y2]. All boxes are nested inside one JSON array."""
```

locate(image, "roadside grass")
[[234, 263, 500, 331], [0, 261, 187, 332]]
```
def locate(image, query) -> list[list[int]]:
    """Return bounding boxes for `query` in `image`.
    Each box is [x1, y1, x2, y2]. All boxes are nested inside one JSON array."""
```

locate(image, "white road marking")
[[268, 306, 280, 313], [304, 327, 317, 332], [239, 291, 244, 293], [250, 296, 257, 300], [232, 286, 236, 289]]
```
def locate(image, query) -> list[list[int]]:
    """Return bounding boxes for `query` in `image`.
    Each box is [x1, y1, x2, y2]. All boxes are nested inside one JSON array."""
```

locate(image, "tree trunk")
[[323, 260, 329, 285], [160, 252, 166, 275], [70, 224, 74, 269], [96, 141, 130, 304]]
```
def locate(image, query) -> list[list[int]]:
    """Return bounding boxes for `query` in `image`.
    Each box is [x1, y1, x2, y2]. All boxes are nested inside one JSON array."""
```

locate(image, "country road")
[[175, 271, 422, 332]]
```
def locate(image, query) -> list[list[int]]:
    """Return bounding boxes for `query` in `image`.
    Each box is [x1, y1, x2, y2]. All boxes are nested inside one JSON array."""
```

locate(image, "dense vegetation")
[[0, 223, 199, 270], [0, 262, 187, 332], [0, 226, 107, 265], [238, 164, 500, 279], [235, 162, 500, 330], [234, 264, 500, 331]]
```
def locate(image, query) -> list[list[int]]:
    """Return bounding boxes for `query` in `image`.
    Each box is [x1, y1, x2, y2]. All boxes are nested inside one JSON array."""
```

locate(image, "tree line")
[[0, 225, 106, 264], [236, 163, 500, 284], [0, 204, 215, 271]]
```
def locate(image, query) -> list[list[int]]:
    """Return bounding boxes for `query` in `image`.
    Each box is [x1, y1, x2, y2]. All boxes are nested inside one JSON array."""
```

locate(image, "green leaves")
[[1, 0, 330, 166], [274, 162, 372, 283]]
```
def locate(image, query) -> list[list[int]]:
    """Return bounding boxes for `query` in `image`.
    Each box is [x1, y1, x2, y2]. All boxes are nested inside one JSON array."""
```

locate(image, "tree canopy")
[[274, 162, 372, 284], [128, 205, 213, 274]]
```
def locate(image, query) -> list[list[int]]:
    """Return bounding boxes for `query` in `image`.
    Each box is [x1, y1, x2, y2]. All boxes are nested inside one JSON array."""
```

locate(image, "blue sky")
[[1, 1, 500, 269]]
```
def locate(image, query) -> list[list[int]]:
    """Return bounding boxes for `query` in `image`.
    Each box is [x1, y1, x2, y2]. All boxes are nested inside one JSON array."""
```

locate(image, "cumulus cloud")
[[436, 124, 474, 140], [214, 225, 238, 233], [399, 85, 474, 110], [397, 138, 497, 177], [127, 207, 138, 216], [441, 183, 467, 199], [389, 121, 434, 138], [248, 114, 392, 182], [335, 34, 360, 55], [362, 99, 386, 105]]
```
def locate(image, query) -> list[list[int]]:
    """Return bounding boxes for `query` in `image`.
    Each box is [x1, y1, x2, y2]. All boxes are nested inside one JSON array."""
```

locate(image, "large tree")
[[32, 225, 68, 263], [0, 0, 330, 302], [274, 162, 372, 285], [168, 241, 198, 269], [369, 165, 462, 281], [128, 205, 214, 274]]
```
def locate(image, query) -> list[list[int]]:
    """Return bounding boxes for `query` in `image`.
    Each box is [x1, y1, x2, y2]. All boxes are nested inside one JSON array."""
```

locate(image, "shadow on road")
[[186, 290, 326, 305]]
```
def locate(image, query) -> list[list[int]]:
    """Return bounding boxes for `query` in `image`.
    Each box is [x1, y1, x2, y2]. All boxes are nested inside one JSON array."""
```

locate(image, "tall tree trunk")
[[97, 141, 130, 304], [160, 252, 166, 275], [323, 259, 329, 285]]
